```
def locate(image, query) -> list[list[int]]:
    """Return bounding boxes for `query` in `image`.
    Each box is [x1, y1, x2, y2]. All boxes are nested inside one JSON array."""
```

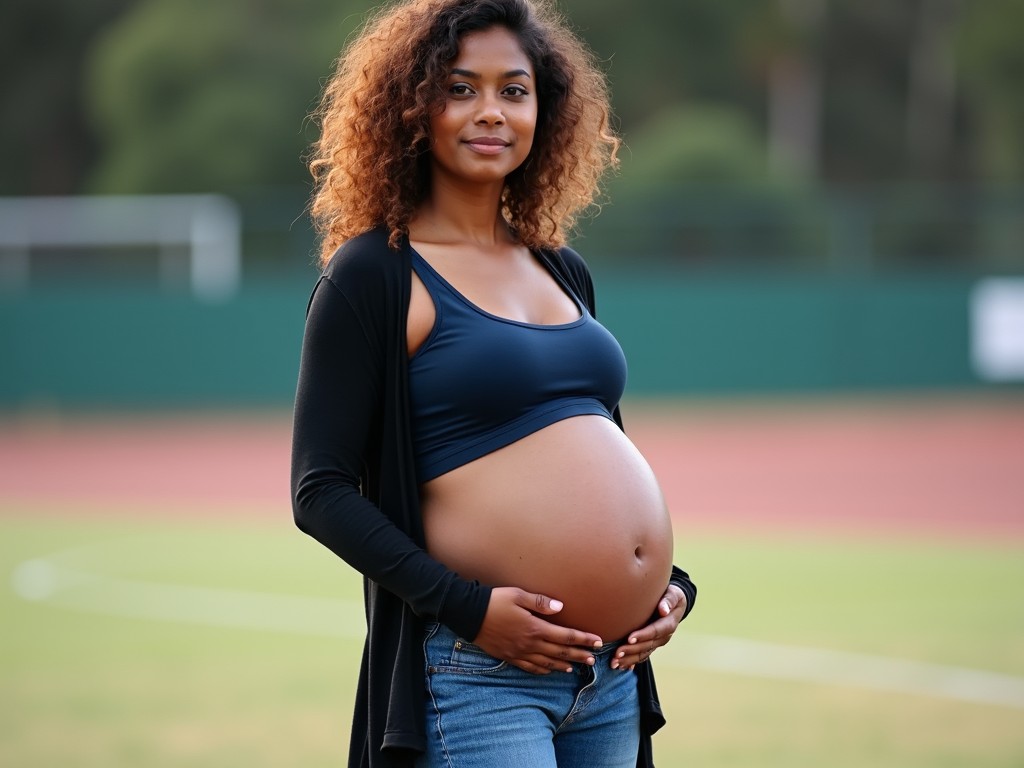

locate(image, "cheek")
[[518, 107, 538, 144], [428, 112, 450, 142], [521, 118, 538, 156], [429, 102, 463, 139]]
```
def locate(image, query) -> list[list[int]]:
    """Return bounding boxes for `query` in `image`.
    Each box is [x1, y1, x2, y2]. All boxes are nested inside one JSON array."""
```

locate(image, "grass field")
[[4, 519, 1023, 767], [2, 396, 1023, 766]]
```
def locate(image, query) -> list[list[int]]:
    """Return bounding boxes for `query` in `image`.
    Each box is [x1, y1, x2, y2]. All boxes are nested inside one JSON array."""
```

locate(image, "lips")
[[464, 136, 511, 155]]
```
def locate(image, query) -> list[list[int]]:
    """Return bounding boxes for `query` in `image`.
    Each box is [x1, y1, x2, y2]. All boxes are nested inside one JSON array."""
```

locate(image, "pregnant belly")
[[421, 415, 674, 641]]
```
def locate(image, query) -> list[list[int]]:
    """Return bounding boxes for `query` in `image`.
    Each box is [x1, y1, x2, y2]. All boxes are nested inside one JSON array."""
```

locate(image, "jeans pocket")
[[428, 630, 508, 674], [450, 639, 507, 673]]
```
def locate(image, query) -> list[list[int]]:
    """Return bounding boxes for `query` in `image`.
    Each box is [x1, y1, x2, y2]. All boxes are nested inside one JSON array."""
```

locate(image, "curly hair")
[[308, 0, 620, 264]]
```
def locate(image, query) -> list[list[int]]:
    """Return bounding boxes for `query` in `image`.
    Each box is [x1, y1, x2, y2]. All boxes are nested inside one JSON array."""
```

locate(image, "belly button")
[[633, 545, 643, 562]]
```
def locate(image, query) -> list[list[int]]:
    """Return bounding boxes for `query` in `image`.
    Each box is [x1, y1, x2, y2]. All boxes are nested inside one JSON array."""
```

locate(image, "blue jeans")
[[415, 622, 640, 768]]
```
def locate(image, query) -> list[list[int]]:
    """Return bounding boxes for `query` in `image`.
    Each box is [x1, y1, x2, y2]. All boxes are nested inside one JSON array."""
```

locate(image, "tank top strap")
[[409, 249, 449, 295]]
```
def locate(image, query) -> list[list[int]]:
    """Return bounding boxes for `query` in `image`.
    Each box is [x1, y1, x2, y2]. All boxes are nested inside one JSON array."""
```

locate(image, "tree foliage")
[[0, 0, 135, 194], [957, 0, 1024, 180], [2, 0, 1022, 198], [85, 0, 369, 193]]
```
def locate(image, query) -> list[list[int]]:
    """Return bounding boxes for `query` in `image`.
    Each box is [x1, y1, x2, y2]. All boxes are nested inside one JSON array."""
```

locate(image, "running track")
[[2, 395, 1022, 539]]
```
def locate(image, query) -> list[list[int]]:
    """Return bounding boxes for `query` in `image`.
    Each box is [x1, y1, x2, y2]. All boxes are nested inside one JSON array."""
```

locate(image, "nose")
[[474, 95, 505, 126]]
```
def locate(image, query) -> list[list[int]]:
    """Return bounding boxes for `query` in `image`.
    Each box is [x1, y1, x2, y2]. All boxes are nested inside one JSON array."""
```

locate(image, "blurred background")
[[2, 1, 1023, 766], [1, 0, 1024, 401]]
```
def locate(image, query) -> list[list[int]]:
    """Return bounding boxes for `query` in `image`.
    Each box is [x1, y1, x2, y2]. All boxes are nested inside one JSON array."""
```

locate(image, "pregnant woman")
[[291, 2, 697, 767]]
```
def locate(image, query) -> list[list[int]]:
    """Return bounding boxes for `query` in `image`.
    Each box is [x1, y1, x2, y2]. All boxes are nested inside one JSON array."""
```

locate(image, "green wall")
[[0, 273, 988, 409], [596, 271, 975, 394], [1, 283, 308, 408]]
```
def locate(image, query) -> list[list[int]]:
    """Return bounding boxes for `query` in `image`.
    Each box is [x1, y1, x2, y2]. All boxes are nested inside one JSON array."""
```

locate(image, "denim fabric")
[[415, 622, 640, 768]]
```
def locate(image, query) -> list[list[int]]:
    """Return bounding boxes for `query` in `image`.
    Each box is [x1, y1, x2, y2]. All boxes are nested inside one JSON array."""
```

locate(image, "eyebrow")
[[449, 68, 532, 79]]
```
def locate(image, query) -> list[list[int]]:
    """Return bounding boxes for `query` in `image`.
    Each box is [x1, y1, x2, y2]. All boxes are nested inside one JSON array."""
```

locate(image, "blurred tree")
[[568, 0, 996, 185], [0, 0, 135, 195], [559, 0, 774, 134], [906, 0, 960, 175], [616, 105, 767, 184], [586, 105, 825, 267], [816, 0, 978, 182], [957, 0, 1024, 181], [767, 0, 825, 179], [85, 0, 368, 194], [6, 0, 1018, 202]]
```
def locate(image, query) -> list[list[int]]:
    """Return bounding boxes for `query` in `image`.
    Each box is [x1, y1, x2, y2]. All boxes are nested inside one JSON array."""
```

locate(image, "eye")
[[448, 83, 474, 98], [503, 85, 529, 99]]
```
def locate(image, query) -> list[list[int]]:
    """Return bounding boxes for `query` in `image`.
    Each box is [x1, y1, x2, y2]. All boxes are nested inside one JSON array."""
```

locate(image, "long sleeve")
[[290, 270, 491, 641]]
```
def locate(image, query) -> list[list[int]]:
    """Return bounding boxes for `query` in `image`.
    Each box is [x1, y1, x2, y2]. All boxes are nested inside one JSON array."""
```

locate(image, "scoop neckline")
[[409, 246, 587, 330]]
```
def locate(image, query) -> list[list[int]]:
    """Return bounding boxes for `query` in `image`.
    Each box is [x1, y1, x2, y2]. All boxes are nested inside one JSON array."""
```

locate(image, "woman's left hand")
[[611, 584, 687, 670]]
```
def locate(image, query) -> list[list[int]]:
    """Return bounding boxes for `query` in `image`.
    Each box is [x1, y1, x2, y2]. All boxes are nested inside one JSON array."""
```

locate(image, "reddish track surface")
[[2, 395, 1022, 539]]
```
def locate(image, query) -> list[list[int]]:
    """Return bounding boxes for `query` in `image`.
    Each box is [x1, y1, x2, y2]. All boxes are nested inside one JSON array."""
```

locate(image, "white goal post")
[[0, 194, 242, 301]]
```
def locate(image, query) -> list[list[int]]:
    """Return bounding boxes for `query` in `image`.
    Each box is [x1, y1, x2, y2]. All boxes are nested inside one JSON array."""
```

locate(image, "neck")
[[411, 173, 511, 247]]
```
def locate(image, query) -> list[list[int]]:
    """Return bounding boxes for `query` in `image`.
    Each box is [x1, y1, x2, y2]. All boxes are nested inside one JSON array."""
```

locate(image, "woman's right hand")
[[472, 587, 604, 674]]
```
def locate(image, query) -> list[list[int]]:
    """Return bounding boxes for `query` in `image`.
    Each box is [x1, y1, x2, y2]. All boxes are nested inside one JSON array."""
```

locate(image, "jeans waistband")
[[427, 621, 625, 659]]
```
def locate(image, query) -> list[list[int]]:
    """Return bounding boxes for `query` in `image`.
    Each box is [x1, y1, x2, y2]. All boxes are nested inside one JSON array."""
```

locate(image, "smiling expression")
[[428, 26, 538, 188]]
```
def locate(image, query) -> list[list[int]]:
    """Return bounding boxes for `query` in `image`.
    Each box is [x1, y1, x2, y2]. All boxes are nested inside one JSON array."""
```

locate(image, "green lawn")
[[2, 513, 1022, 767]]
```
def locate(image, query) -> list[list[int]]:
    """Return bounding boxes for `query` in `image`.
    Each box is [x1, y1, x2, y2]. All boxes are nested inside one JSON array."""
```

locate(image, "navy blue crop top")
[[408, 249, 628, 482]]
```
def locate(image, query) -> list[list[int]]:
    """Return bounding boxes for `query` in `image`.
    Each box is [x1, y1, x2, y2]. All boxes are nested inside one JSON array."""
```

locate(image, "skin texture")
[[428, 28, 538, 192], [308, 0, 620, 261], [406, 26, 685, 676], [418, 415, 675, 659]]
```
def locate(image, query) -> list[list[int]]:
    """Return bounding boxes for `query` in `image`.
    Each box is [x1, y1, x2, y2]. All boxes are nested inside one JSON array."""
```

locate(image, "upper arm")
[[291, 275, 382, 511], [289, 268, 492, 639]]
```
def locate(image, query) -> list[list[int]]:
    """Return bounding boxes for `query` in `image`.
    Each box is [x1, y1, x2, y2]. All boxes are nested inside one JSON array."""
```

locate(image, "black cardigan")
[[291, 227, 696, 767]]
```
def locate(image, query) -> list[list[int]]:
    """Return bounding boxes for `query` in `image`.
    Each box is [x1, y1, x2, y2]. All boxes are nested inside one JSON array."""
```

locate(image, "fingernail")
[[564, 666, 573, 673], [628, 637, 638, 644], [610, 661, 619, 669], [616, 651, 624, 659], [586, 656, 595, 666], [593, 640, 603, 649], [550, 599, 563, 611], [660, 600, 670, 613]]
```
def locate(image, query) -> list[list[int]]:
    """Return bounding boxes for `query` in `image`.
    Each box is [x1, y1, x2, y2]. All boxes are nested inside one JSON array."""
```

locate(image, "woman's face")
[[428, 26, 538, 188]]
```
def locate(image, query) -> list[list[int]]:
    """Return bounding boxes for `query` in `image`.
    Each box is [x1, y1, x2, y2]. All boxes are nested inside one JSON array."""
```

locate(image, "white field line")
[[11, 555, 1024, 710], [11, 557, 365, 639], [656, 632, 1024, 710]]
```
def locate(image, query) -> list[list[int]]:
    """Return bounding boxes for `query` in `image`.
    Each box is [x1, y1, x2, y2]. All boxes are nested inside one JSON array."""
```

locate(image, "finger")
[[535, 641, 597, 667], [524, 593, 602, 651], [498, 622, 600, 667], [658, 584, 686, 617], [620, 639, 656, 658], [513, 634, 596, 667], [521, 653, 583, 674], [626, 621, 669, 647], [516, 594, 604, 647], [627, 607, 683, 645], [519, 590, 564, 616], [613, 636, 669, 668], [614, 638, 655, 671], [522, 613, 603, 650], [612, 647, 640, 669], [511, 659, 554, 675], [544, 647, 596, 667], [612, 650, 641, 669], [555, 626, 604, 650], [531, 624, 602, 652], [657, 592, 673, 617]]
